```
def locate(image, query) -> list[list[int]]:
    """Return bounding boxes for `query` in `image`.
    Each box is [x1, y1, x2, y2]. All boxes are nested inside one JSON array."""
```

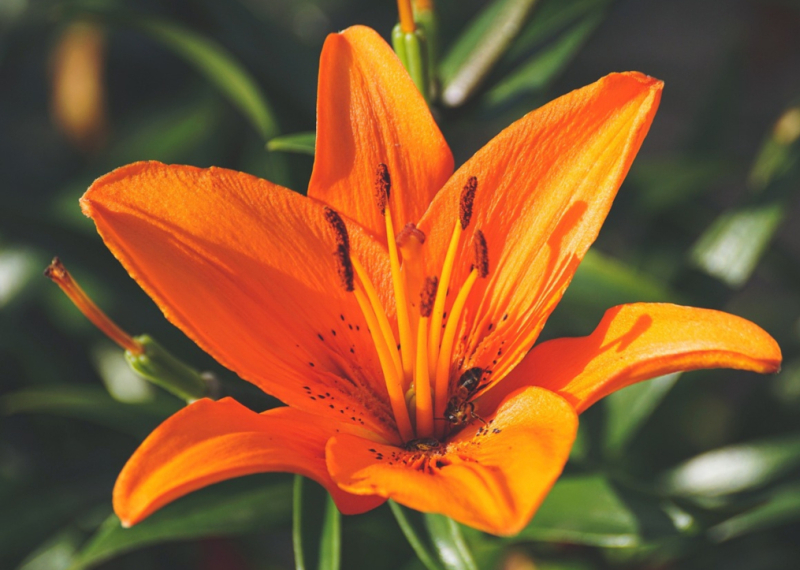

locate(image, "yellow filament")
[[353, 287, 414, 441], [351, 256, 403, 381], [385, 209, 415, 387], [414, 315, 433, 437], [434, 268, 478, 437], [428, 221, 462, 378]]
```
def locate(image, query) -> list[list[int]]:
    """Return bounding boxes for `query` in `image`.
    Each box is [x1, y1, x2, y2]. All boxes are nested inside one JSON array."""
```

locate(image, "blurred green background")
[[2, 0, 800, 568]]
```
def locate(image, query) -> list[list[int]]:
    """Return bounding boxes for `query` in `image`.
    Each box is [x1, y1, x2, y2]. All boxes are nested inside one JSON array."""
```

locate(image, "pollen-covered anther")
[[473, 230, 489, 278], [375, 163, 391, 214], [323, 206, 349, 250], [459, 176, 478, 229], [334, 244, 355, 292], [420, 276, 438, 318]]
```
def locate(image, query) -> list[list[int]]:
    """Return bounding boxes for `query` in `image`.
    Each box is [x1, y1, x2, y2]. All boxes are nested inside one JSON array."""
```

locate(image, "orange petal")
[[82, 162, 399, 441], [326, 387, 577, 535], [114, 397, 385, 526], [309, 26, 454, 240], [418, 73, 662, 392], [482, 303, 781, 415]]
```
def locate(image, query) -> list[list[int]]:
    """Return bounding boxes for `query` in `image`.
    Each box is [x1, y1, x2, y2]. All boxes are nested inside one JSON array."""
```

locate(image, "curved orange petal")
[[326, 387, 577, 535], [114, 398, 385, 526], [481, 303, 781, 415], [82, 162, 399, 441], [418, 73, 662, 393], [309, 26, 454, 240]]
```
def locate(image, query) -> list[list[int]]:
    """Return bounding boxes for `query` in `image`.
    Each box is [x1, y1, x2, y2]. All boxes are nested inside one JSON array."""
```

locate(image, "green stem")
[[293, 475, 306, 570], [389, 501, 443, 570], [317, 494, 341, 570]]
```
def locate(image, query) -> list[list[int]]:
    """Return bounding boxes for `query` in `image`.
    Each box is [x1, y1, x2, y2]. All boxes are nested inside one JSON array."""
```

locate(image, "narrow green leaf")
[[68, 479, 292, 570], [389, 501, 443, 570], [604, 373, 681, 456], [628, 157, 731, 212], [267, 132, 317, 156], [132, 17, 280, 140], [518, 475, 679, 547], [1, 385, 180, 437], [659, 435, 800, 497], [518, 475, 640, 547], [748, 106, 800, 193], [317, 494, 341, 570], [441, 0, 541, 107], [483, 12, 602, 108], [17, 527, 82, 570], [709, 482, 800, 542], [424, 514, 478, 570], [293, 476, 306, 570], [505, 0, 609, 61], [690, 201, 786, 288]]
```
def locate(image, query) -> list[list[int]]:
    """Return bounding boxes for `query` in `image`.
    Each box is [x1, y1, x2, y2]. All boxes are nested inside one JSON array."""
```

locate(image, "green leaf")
[[293, 476, 307, 570], [659, 435, 800, 497], [483, 12, 602, 109], [505, 0, 609, 61], [440, 0, 542, 107], [709, 482, 800, 542], [68, 478, 292, 570], [628, 157, 731, 212], [132, 17, 279, 140], [389, 502, 443, 570], [690, 201, 786, 288], [268, 132, 317, 156], [424, 514, 478, 570], [317, 494, 341, 570], [518, 474, 678, 547], [604, 373, 681, 456], [1, 385, 180, 438]]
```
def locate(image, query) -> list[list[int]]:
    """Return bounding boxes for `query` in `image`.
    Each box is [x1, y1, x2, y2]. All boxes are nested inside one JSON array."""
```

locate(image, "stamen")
[[353, 287, 414, 441], [334, 244, 354, 292], [375, 163, 391, 215], [397, 223, 426, 337], [397, 0, 416, 33], [324, 207, 349, 250], [459, 176, 478, 230], [44, 257, 144, 355], [351, 256, 403, 380], [428, 177, 478, 378], [378, 164, 415, 387], [414, 276, 438, 437], [433, 232, 490, 437], [473, 229, 489, 278]]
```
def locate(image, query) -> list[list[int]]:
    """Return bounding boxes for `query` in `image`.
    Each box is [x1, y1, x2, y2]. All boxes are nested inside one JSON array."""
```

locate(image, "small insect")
[[403, 437, 442, 452], [443, 367, 486, 427]]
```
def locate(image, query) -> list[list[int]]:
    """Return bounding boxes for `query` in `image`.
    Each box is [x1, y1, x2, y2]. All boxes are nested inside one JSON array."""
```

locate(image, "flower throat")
[[326, 165, 488, 442]]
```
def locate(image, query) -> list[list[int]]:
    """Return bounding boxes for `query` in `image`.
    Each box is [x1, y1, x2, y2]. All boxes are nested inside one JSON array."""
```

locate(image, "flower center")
[[326, 167, 488, 443]]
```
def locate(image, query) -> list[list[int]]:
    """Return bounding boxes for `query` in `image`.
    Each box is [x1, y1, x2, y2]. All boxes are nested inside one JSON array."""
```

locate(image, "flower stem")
[[292, 475, 306, 570], [317, 494, 341, 570], [389, 501, 443, 570]]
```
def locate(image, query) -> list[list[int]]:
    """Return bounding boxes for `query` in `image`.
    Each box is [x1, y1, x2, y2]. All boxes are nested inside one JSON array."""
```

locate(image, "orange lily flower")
[[81, 26, 781, 536]]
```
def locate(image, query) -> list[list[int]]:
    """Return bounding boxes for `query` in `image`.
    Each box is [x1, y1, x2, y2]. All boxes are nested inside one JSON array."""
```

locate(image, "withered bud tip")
[[375, 163, 391, 214], [473, 230, 489, 278], [459, 176, 478, 230], [396, 223, 426, 249], [324, 207, 350, 252], [334, 244, 355, 292], [420, 276, 439, 318], [44, 257, 69, 282]]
